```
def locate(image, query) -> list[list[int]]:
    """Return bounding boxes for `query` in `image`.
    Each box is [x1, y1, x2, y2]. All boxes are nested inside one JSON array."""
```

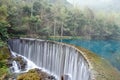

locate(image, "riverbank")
[[49, 36, 120, 41], [12, 35, 120, 41], [49, 36, 82, 40]]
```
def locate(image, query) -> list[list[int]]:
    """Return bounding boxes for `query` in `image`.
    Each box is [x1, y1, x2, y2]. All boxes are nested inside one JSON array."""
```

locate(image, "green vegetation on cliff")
[[0, 47, 10, 79], [17, 69, 41, 80], [17, 68, 55, 80]]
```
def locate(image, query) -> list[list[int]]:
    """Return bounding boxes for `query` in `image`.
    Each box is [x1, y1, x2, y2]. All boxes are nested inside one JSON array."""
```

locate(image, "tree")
[[0, 5, 9, 41]]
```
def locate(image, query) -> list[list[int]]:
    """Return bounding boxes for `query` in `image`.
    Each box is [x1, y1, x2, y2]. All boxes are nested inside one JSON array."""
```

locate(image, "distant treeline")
[[0, 0, 120, 41]]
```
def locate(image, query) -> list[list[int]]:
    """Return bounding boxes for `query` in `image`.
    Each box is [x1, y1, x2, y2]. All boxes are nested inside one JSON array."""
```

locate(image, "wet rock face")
[[17, 68, 56, 80], [13, 56, 27, 71], [61, 75, 71, 80], [8, 55, 27, 73]]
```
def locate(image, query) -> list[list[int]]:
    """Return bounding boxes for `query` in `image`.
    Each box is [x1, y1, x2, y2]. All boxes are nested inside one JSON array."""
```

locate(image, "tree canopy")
[[0, 0, 120, 41]]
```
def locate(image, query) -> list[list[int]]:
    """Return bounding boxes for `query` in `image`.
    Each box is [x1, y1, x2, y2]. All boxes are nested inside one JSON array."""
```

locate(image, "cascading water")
[[10, 51, 39, 73], [8, 38, 91, 80], [12, 61, 20, 73], [9, 50, 21, 73]]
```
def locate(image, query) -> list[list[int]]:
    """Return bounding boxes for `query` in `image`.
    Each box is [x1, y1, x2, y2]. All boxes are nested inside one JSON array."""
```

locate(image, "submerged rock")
[[61, 75, 71, 80]]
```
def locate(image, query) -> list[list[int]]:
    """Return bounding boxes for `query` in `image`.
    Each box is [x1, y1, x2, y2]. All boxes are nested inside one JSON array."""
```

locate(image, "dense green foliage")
[[0, 0, 120, 41]]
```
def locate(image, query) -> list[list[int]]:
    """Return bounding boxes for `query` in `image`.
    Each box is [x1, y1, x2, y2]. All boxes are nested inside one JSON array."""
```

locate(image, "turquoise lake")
[[59, 39, 120, 70]]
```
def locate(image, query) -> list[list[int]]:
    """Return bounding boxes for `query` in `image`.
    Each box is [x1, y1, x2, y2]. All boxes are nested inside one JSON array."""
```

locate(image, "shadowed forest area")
[[0, 0, 120, 45]]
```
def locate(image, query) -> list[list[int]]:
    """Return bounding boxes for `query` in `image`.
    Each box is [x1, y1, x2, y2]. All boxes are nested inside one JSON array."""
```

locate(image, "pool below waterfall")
[[59, 39, 120, 70]]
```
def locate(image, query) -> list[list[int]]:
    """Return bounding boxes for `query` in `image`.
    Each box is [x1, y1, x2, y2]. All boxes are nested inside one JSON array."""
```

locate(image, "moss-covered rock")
[[13, 56, 27, 70], [0, 46, 11, 79], [17, 68, 56, 80], [17, 72, 40, 80], [0, 47, 11, 60]]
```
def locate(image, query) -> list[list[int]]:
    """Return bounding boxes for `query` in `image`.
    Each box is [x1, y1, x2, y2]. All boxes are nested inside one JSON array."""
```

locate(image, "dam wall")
[[8, 38, 91, 80]]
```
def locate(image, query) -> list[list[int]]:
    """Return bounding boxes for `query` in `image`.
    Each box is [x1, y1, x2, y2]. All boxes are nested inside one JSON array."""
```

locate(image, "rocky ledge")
[[17, 68, 56, 80]]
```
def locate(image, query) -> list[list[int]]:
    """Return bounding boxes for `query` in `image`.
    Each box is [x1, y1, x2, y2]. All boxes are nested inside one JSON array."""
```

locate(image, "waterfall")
[[10, 51, 39, 73], [8, 38, 91, 80], [12, 61, 20, 73], [9, 50, 20, 73]]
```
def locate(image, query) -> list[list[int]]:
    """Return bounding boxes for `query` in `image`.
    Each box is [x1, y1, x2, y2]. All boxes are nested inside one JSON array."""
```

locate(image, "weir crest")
[[8, 38, 92, 80]]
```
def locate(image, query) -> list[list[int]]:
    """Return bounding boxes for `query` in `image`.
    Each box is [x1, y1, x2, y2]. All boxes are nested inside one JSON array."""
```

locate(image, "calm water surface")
[[59, 39, 120, 70]]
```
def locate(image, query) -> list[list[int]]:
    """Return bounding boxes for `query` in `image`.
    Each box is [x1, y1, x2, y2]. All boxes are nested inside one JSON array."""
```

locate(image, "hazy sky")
[[67, 0, 113, 6], [67, 0, 120, 12], [67, 0, 115, 6]]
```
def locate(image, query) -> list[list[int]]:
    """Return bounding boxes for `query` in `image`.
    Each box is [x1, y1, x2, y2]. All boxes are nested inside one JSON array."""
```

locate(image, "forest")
[[0, 0, 120, 46]]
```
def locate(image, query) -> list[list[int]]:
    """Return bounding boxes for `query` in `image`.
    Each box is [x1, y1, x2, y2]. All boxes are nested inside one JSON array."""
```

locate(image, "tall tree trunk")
[[54, 19, 56, 40], [30, 0, 33, 17], [61, 21, 63, 42]]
